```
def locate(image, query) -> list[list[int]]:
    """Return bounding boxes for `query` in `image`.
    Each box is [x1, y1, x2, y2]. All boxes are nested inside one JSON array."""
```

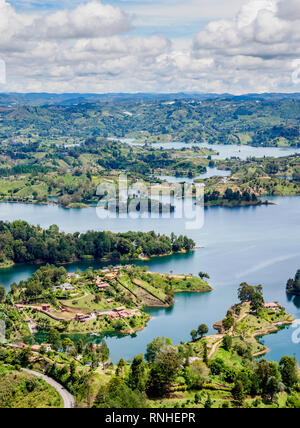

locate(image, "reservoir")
[[121, 138, 300, 160], [1, 195, 300, 362]]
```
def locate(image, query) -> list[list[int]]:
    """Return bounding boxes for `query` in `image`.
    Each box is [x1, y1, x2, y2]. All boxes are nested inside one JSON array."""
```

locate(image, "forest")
[[0, 96, 299, 147], [0, 221, 195, 266]]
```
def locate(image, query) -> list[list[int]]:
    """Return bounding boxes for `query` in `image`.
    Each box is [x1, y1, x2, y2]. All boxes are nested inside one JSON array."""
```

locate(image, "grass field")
[[0, 365, 63, 408]]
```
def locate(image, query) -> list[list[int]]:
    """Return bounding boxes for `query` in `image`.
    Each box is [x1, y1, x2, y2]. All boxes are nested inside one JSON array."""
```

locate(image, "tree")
[[98, 340, 110, 364], [250, 292, 264, 314], [232, 380, 245, 406], [93, 376, 147, 408], [265, 376, 280, 401], [209, 358, 226, 375], [48, 328, 61, 351], [145, 337, 172, 363], [222, 311, 234, 332], [128, 354, 147, 392], [194, 392, 201, 405], [70, 360, 77, 380], [18, 347, 32, 367], [116, 358, 126, 377], [198, 324, 209, 338], [279, 356, 298, 388], [190, 330, 198, 342], [202, 341, 208, 365], [0, 286, 5, 302], [286, 270, 300, 293], [238, 282, 263, 303], [198, 272, 210, 280], [62, 337, 74, 353], [256, 359, 281, 396], [204, 394, 212, 408], [147, 346, 182, 397], [222, 335, 232, 351]]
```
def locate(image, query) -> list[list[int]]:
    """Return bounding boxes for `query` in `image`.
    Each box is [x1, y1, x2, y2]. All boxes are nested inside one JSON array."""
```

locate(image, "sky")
[[0, 0, 300, 94]]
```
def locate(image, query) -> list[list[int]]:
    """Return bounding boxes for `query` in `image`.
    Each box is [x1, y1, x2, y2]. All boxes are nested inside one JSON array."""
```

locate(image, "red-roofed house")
[[264, 302, 280, 311]]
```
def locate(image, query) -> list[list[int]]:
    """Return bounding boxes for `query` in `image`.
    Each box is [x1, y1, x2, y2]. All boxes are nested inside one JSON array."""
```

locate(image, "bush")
[[209, 358, 226, 375]]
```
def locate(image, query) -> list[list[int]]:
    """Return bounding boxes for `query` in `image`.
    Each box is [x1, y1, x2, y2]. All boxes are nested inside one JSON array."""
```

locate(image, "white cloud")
[[190, 0, 300, 93], [1, 0, 300, 93], [277, 0, 300, 21], [0, 0, 132, 42]]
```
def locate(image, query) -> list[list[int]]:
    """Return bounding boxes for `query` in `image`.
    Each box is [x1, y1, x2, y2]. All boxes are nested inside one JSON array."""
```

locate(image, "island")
[[1, 128, 300, 210], [286, 270, 300, 295], [0, 221, 195, 269], [0, 265, 212, 338]]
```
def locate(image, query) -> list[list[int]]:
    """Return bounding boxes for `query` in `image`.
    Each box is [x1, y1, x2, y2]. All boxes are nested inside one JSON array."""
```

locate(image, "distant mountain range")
[[1, 92, 300, 106]]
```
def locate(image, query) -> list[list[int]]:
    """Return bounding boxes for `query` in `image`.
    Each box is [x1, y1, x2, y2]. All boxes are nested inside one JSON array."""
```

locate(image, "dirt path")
[[208, 311, 249, 359]]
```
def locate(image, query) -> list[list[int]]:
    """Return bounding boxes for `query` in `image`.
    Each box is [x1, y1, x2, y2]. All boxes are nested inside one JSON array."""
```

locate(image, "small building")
[[43, 344, 52, 352], [104, 273, 117, 280], [15, 342, 26, 349], [106, 298, 114, 303], [109, 313, 120, 320], [75, 313, 91, 322], [53, 283, 75, 292], [31, 345, 41, 352], [67, 273, 80, 280], [91, 344, 99, 352], [119, 310, 132, 319], [75, 313, 85, 321], [41, 304, 51, 312], [264, 302, 280, 311], [114, 307, 126, 313], [97, 283, 110, 291]]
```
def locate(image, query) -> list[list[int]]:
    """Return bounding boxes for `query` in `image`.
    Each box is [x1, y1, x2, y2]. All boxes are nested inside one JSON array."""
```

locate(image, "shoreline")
[[0, 249, 196, 271], [252, 319, 295, 357], [0, 196, 281, 211], [204, 200, 274, 208], [208, 304, 294, 359]]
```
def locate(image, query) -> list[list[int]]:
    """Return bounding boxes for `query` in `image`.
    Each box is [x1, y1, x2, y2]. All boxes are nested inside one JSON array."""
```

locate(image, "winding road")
[[22, 369, 75, 409]]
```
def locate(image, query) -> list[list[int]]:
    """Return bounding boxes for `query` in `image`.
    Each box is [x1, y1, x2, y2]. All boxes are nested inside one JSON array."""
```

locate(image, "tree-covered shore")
[[0, 221, 195, 268]]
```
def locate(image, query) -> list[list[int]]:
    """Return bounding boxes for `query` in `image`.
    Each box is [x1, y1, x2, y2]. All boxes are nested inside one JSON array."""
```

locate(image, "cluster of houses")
[[242, 301, 281, 312], [13, 342, 52, 353], [264, 302, 281, 311], [95, 277, 110, 292], [74, 313, 97, 323], [12, 268, 141, 328], [107, 307, 140, 320], [94, 267, 124, 291], [15, 303, 51, 313], [73, 307, 140, 323], [15, 302, 139, 324]]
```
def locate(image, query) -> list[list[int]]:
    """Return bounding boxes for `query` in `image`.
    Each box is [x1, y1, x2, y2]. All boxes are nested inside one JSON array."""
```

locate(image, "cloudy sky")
[[0, 0, 300, 93]]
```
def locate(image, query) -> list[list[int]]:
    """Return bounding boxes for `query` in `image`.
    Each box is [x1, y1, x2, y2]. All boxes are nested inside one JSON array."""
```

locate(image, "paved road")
[[22, 369, 75, 408]]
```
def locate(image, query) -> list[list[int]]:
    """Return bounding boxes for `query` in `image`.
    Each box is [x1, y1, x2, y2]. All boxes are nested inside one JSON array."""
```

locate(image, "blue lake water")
[[156, 167, 231, 183], [1, 195, 300, 363], [122, 138, 300, 160]]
